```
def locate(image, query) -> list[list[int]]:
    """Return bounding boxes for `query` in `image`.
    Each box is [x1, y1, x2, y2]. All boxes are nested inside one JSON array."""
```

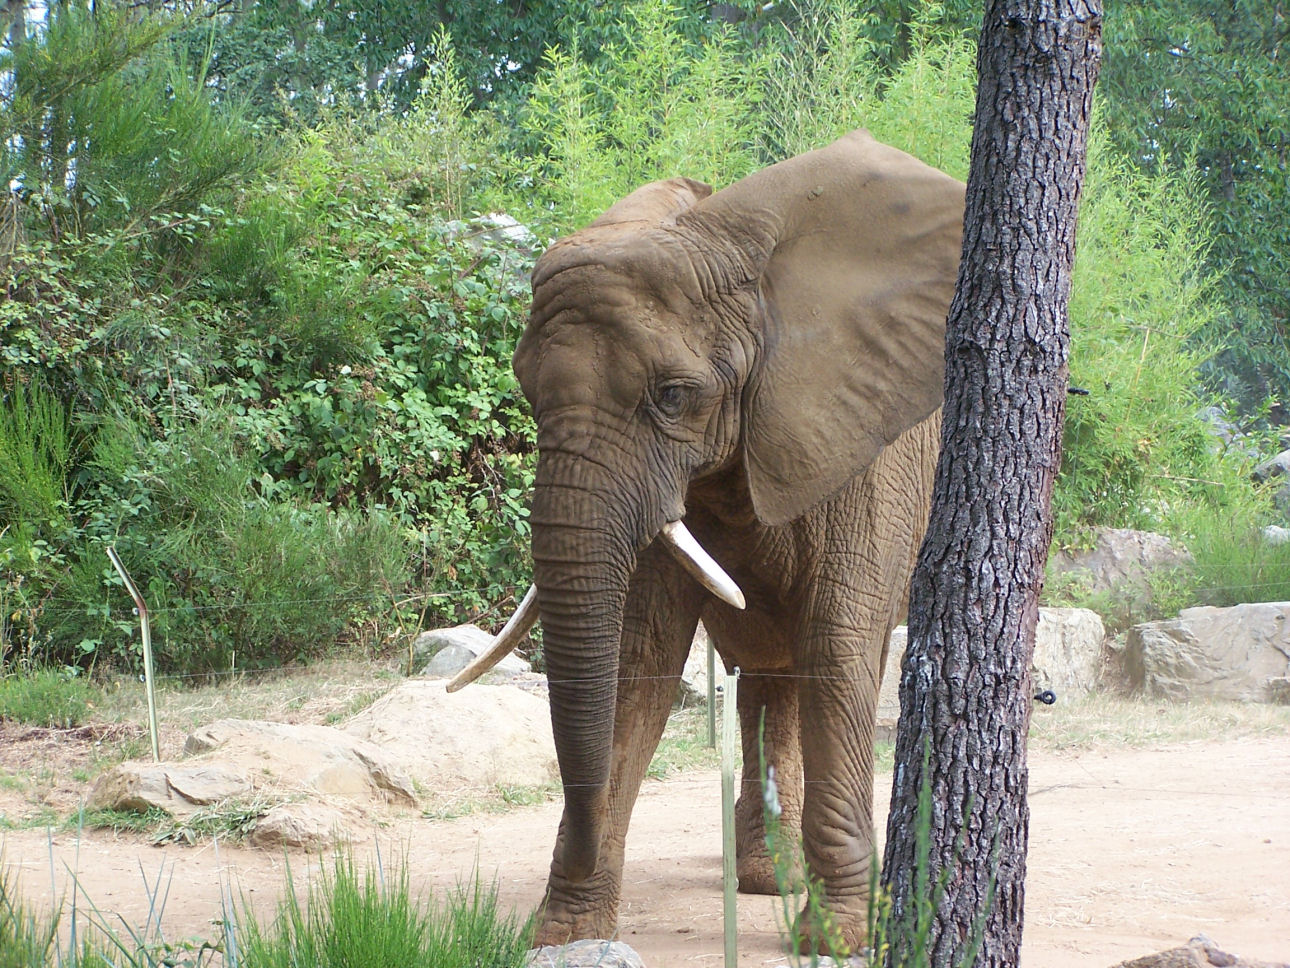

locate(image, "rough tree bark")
[[881, 2, 1102, 966]]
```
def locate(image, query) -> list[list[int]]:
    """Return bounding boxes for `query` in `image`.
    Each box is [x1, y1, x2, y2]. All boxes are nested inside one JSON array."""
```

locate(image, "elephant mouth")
[[445, 520, 744, 692]]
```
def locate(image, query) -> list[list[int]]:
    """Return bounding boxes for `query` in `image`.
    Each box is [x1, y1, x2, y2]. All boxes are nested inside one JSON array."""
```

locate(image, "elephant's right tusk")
[[445, 584, 540, 692], [660, 521, 747, 610]]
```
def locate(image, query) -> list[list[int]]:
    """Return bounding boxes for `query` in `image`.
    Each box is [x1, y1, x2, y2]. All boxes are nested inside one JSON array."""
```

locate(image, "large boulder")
[[342, 679, 557, 793], [185, 719, 417, 806], [1050, 528, 1191, 596], [1124, 602, 1290, 702], [878, 607, 1106, 720], [412, 624, 532, 681]]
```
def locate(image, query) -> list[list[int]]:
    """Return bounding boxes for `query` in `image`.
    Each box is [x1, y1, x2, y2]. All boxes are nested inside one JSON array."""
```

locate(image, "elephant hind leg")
[[734, 670, 804, 895]]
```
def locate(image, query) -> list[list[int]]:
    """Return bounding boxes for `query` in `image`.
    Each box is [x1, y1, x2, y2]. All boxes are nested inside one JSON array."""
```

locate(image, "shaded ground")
[[3, 726, 1287, 966]]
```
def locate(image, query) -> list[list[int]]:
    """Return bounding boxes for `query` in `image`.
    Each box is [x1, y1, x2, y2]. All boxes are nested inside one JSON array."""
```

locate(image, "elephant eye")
[[654, 381, 691, 418]]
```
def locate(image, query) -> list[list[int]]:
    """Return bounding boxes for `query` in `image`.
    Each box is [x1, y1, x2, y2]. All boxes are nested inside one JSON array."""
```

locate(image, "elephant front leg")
[[735, 671, 804, 895], [794, 654, 882, 956], [536, 550, 704, 946]]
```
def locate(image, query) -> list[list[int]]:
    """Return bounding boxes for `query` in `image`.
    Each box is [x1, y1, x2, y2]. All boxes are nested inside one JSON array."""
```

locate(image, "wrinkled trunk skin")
[[529, 457, 640, 883]]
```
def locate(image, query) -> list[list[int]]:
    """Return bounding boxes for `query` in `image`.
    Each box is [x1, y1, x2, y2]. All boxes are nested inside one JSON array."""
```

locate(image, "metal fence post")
[[106, 547, 160, 762]]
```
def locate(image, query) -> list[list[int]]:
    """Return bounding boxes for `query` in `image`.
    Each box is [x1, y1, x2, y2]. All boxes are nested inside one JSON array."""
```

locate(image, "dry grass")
[[1029, 692, 1290, 751]]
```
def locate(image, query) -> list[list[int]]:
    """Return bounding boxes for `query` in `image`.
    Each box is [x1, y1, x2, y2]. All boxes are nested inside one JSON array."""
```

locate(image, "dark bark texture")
[[880, 2, 1102, 966]]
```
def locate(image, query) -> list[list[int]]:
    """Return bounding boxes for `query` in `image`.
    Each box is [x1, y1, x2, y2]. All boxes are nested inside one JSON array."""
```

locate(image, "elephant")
[[450, 129, 965, 952]]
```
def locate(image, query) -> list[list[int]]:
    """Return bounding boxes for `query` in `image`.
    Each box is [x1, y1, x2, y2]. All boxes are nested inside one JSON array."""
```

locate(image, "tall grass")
[[0, 851, 532, 968]]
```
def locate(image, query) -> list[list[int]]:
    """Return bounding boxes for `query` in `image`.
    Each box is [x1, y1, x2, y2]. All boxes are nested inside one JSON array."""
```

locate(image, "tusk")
[[660, 521, 746, 610], [445, 584, 540, 692]]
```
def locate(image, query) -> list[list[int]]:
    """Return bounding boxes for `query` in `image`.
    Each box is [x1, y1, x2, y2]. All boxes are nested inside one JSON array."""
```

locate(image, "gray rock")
[[249, 803, 349, 851], [1125, 603, 1290, 702], [184, 719, 417, 807], [1252, 448, 1290, 483], [879, 608, 1106, 719], [87, 763, 252, 818], [1110, 934, 1289, 968], [412, 624, 531, 680], [526, 940, 646, 968], [1050, 528, 1191, 596], [1263, 525, 1290, 545], [342, 679, 557, 794], [1033, 607, 1107, 696]]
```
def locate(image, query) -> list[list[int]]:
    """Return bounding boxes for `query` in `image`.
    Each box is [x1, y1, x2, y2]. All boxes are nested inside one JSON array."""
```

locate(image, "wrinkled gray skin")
[[517, 130, 964, 952]]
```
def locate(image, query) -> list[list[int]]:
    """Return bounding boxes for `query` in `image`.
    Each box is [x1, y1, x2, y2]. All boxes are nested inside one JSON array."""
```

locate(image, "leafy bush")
[[513, 0, 762, 231], [0, 669, 92, 728]]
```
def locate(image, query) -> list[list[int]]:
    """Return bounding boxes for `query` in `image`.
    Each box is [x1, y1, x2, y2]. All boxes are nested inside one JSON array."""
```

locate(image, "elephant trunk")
[[529, 465, 640, 883]]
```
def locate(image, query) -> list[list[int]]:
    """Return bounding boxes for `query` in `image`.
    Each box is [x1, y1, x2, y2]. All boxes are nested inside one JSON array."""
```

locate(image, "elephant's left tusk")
[[660, 521, 746, 610], [445, 584, 540, 692]]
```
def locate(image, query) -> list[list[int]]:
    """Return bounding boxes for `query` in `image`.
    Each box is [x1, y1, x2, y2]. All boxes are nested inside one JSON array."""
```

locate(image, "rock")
[[1033, 607, 1107, 696], [1110, 934, 1289, 968], [342, 679, 557, 793], [1051, 528, 1191, 596], [1263, 525, 1290, 545], [678, 623, 730, 704], [411, 624, 531, 681], [526, 940, 646, 968], [878, 608, 1106, 719], [1270, 677, 1290, 705], [1124, 603, 1290, 702], [87, 763, 252, 818], [1252, 448, 1290, 483], [249, 803, 350, 851], [185, 719, 417, 807]]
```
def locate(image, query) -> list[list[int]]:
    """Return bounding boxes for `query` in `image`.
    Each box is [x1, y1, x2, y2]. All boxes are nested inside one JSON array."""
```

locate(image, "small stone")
[[526, 940, 647, 968]]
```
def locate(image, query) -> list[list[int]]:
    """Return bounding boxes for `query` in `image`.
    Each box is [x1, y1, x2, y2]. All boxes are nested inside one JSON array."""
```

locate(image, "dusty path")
[[5, 735, 1288, 966]]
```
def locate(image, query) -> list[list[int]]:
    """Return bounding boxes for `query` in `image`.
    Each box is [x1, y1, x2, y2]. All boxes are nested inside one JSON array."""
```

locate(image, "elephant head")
[[454, 130, 964, 881]]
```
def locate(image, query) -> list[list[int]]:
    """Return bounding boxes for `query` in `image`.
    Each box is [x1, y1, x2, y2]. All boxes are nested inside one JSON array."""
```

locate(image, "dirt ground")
[[2, 725, 1287, 967]]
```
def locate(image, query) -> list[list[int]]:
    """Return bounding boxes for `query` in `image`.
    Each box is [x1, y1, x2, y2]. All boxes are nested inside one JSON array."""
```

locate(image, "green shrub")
[[514, 0, 762, 231], [0, 669, 92, 728]]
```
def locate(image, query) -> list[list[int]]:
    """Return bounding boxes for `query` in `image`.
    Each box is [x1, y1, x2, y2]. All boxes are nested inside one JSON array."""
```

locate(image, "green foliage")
[[0, 668, 92, 728], [1055, 132, 1236, 536], [0, 378, 77, 535], [232, 854, 533, 968], [1099, 1, 1290, 412], [757, 1, 976, 174], [517, 0, 762, 230]]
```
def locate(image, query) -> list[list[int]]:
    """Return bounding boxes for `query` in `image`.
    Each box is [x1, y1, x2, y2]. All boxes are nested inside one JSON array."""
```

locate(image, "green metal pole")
[[721, 667, 741, 968], [107, 547, 160, 762]]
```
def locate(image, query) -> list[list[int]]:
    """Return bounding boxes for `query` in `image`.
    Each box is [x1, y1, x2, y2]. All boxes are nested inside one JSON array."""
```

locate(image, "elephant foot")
[[737, 848, 804, 895], [534, 893, 619, 948], [790, 898, 866, 959]]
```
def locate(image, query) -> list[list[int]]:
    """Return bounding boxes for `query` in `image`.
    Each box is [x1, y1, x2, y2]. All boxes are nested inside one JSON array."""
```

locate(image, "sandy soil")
[[2, 730, 1287, 966]]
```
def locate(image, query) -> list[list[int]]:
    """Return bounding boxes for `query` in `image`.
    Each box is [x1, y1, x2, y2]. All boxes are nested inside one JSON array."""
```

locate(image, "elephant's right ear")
[[588, 177, 713, 227], [682, 130, 964, 527]]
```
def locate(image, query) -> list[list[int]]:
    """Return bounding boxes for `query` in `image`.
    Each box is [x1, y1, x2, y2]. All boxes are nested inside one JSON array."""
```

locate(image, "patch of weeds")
[[1030, 694, 1290, 751], [79, 807, 170, 836], [322, 687, 391, 725], [421, 783, 557, 822], [231, 850, 534, 967], [153, 796, 276, 845], [648, 706, 722, 779], [0, 807, 60, 831], [0, 668, 95, 728]]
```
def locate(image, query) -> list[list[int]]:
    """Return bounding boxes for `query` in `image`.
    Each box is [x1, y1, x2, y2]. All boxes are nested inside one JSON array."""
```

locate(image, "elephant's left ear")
[[682, 130, 965, 527]]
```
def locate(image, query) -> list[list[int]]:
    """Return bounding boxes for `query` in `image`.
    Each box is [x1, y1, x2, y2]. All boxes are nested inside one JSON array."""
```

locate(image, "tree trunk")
[[881, 3, 1102, 966]]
